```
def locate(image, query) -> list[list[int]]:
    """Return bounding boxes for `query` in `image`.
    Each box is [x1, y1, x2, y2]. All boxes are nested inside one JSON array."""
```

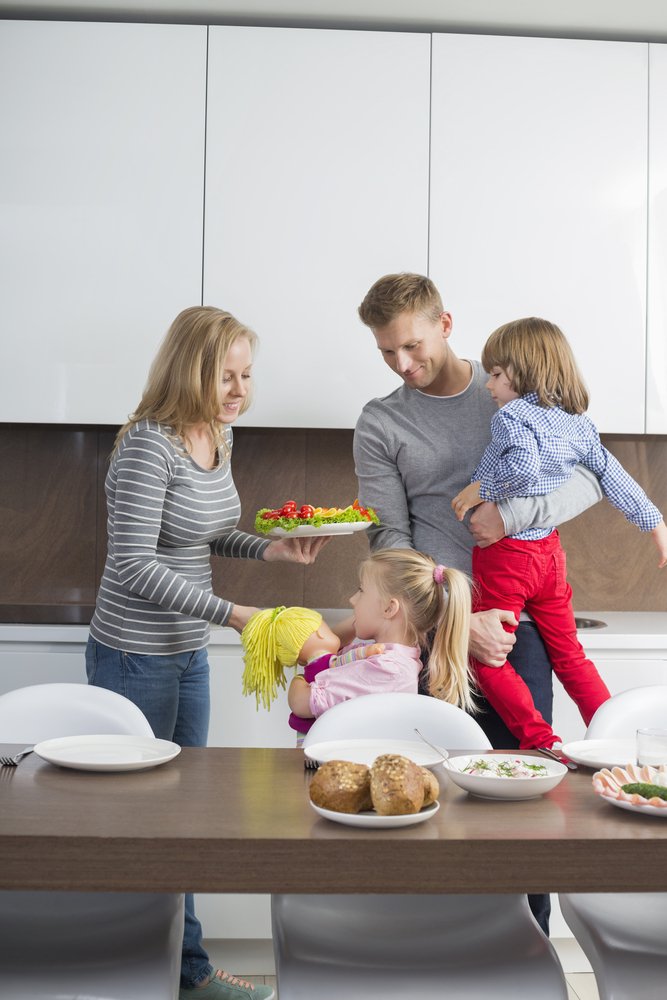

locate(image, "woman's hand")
[[226, 604, 261, 633], [262, 535, 331, 564], [469, 609, 517, 666]]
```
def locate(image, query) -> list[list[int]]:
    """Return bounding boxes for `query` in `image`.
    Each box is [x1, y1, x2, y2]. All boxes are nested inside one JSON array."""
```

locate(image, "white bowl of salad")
[[443, 754, 568, 800]]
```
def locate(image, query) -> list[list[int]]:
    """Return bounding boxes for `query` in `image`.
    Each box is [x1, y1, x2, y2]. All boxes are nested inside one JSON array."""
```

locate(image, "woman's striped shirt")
[[89, 419, 269, 655]]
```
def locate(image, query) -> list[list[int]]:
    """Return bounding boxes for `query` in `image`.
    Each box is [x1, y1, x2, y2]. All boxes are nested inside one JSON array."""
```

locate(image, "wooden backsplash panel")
[[0, 425, 98, 610], [211, 427, 309, 608], [559, 436, 667, 611], [0, 425, 665, 620], [212, 428, 369, 610]]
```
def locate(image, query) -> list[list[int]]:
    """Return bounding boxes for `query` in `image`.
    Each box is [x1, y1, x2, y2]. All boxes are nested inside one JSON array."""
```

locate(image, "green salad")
[[255, 498, 379, 534]]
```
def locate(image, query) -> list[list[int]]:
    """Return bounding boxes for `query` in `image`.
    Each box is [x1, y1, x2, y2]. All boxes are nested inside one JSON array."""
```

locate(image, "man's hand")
[[469, 501, 506, 548], [469, 609, 518, 666], [451, 481, 483, 521]]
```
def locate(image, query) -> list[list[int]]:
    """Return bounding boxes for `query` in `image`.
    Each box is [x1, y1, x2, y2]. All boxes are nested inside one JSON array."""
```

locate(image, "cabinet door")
[[430, 34, 648, 432], [0, 21, 206, 423], [204, 26, 430, 428], [553, 657, 667, 743], [648, 43, 667, 433]]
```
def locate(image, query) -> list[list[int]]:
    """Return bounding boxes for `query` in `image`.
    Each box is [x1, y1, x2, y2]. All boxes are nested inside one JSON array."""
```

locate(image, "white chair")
[[0, 682, 184, 1000], [274, 693, 568, 1000], [302, 690, 491, 750], [560, 685, 667, 1000]]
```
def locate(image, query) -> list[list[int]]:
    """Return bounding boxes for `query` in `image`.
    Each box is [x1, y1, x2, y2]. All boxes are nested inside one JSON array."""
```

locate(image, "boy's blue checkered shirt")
[[474, 392, 663, 540]]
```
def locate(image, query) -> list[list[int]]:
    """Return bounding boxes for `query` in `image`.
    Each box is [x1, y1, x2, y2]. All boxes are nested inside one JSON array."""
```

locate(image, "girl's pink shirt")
[[308, 641, 422, 718]]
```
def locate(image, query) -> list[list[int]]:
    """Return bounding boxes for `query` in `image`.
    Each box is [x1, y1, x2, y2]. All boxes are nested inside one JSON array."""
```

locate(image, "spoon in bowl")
[[414, 728, 449, 763]]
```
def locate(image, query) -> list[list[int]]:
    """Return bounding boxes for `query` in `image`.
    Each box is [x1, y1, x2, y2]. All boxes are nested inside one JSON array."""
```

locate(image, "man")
[[353, 273, 602, 935]]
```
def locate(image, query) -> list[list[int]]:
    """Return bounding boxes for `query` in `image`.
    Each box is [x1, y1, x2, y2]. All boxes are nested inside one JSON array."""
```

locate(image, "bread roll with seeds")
[[309, 759, 372, 813], [370, 754, 425, 815], [420, 766, 440, 807]]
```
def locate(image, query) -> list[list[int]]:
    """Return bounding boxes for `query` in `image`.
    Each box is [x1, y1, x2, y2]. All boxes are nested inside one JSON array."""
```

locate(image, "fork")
[[304, 756, 320, 771], [537, 746, 578, 770], [0, 747, 34, 766]]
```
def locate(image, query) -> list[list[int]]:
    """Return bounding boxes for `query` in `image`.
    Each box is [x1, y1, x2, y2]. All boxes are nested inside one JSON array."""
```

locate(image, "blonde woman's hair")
[[114, 306, 257, 454], [360, 548, 475, 711], [358, 273, 444, 329], [482, 317, 589, 414]]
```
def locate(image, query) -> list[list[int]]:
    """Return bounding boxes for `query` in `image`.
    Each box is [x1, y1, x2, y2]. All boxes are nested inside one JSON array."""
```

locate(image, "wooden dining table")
[[1, 745, 666, 896]]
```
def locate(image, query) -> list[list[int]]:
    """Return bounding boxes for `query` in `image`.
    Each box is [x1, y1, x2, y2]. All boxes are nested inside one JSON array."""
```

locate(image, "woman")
[[86, 306, 327, 1000]]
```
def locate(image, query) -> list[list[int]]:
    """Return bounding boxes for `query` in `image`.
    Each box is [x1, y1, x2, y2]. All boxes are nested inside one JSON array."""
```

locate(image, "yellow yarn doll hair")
[[241, 606, 323, 710]]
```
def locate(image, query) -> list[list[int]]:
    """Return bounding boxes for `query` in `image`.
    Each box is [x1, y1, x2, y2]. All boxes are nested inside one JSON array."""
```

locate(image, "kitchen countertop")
[[1, 611, 667, 649]]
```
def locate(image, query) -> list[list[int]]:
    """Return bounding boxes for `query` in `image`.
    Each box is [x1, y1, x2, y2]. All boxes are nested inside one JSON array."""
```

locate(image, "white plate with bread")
[[304, 738, 447, 770], [308, 754, 441, 827], [310, 799, 440, 828]]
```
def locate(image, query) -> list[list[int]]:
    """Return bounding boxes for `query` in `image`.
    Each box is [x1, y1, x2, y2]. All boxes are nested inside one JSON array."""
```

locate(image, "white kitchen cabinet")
[[0, 20, 206, 423], [647, 43, 667, 433], [203, 26, 430, 428], [430, 34, 648, 433], [553, 655, 667, 743]]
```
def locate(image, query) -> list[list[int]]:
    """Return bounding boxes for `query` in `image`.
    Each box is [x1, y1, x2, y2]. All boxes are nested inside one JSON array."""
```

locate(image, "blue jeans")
[[85, 637, 214, 988], [473, 621, 553, 937], [419, 620, 553, 936]]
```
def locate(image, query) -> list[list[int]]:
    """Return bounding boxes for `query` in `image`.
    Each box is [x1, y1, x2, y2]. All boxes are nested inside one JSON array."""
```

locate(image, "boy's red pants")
[[471, 531, 610, 749]]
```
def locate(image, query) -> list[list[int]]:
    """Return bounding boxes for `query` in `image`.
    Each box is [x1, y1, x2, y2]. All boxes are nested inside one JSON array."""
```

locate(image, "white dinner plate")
[[310, 799, 440, 829], [598, 796, 667, 819], [304, 738, 448, 769], [33, 735, 181, 772], [267, 521, 371, 538], [561, 739, 637, 770]]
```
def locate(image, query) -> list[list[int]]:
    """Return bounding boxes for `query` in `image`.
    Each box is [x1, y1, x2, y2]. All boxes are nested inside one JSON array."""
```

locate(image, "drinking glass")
[[636, 728, 667, 767]]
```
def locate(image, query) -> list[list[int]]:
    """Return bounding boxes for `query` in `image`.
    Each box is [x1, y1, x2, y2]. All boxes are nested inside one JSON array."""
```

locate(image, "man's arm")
[[496, 464, 603, 539], [353, 408, 414, 552]]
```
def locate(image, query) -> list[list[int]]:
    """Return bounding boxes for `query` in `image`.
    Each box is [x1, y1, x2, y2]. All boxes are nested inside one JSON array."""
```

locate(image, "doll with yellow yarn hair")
[[241, 605, 383, 746]]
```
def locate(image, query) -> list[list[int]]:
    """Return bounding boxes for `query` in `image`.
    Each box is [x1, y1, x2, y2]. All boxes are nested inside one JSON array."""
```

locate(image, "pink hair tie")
[[433, 565, 446, 585]]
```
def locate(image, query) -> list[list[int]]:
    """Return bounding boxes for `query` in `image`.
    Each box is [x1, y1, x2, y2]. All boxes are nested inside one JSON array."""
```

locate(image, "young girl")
[[287, 548, 475, 735], [451, 316, 667, 750]]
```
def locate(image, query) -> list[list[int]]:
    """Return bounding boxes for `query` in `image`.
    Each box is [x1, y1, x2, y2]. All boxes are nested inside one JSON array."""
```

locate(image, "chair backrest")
[[586, 685, 667, 740], [302, 692, 492, 751], [0, 682, 154, 742]]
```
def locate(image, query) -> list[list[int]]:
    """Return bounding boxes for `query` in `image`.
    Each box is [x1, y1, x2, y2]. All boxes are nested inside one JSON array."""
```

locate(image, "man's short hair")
[[358, 273, 444, 329]]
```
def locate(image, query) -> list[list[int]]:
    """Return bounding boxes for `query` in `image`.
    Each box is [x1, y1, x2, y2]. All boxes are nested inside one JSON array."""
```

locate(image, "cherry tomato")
[[299, 504, 315, 519], [263, 510, 282, 519], [280, 500, 298, 516]]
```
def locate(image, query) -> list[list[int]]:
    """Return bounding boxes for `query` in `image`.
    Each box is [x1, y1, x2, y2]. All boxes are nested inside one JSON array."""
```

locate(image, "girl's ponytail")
[[427, 565, 475, 711]]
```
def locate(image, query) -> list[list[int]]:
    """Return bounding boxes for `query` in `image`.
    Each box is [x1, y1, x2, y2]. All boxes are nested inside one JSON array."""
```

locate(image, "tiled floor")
[[207, 938, 600, 999]]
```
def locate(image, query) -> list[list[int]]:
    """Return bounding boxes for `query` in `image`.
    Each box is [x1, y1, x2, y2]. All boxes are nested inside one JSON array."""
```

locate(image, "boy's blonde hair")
[[360, 548, 474, 711], [482, 317, 589, 414], [114, 306, 257, 454], [358, 273, 444, 329]]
